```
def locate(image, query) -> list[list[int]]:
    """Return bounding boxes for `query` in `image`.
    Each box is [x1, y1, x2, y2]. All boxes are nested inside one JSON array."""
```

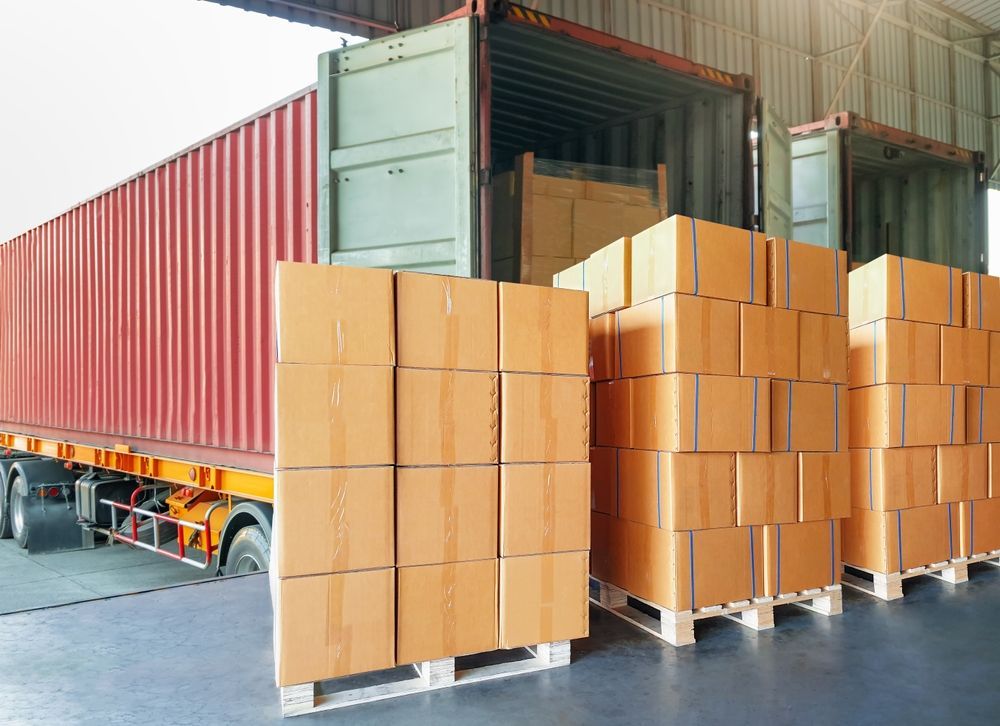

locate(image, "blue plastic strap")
[[900, 383, 907, 447], [748, 229, 755, 304], [786, 380, 793, 452], [784, 239, 791, 309], [693, 373, 701, 452], [749, 527, 757, 598], [829, 520, 835, 586], [896, 510, 904, 571], [971, 500, 976, 554], [776, 524, 782, 595], [979, 273, 984, 330], [949, 385, 956, 445], [688, 530, 696, 610], [659, 296, 666, 374], [751, 377, 759, 452], [615, 312, 623, 378], [899, 256, 906, 320], [868, 448, 874, 509], [581, 261, 587, 291], [872, 321, 878, 385], [947, 502, 954, 558], [655, 453, 662, 528], [615, 448, 621, 516], [833, 384, 839, 451], [833, 248, 841, 315], [980, 386, 985, 444], [555, 272, 560, 287], [690, 217, 699, 295], [947, 266, 952, 326]]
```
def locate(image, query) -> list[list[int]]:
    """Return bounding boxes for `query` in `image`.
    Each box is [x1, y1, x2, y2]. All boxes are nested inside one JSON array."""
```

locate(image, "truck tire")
[[0, 473, 11, 539], [223, 525, 269, 575], [9, 475, 29, 549]]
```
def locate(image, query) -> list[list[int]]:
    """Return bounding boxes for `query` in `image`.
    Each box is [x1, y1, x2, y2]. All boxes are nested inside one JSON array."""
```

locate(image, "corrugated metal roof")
[[940, 1, 1000, 31]]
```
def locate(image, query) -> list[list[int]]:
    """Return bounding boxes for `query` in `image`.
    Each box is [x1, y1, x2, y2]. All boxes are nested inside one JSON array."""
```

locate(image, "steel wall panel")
[[0, 90, 317, 473]]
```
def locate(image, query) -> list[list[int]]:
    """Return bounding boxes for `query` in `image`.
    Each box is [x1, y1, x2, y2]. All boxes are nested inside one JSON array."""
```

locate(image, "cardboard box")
[[630, 215, 767, 305], [589, 381, 597, 447], [395, 466, 498, 567], [618, 294, 739, 378], [770, 380, 846, 452], [848, 318, 941, 388], [740, 304, 798, 379], [534, 174, 585, 199], [848, 384, 965, 448], [940, 326, 989, 385], [587, 237, 632, 317], [595, 379, 631, 448], [799, 312, 848, 384], [590, 447, 618, 516], [991, 332, 1000, 386], [572, 198, 624, 258], [848, 254, 961, 328], [586, 180, 652, 205], [992, 443, 1000, 497], [763, 520, 840, 595], [618, 449, 736, 531], [552, 259, 586, 291], [276, 262, 395, 366], [630, 373, 770, 453], [500, 282, 588, 375], [966, 386, 1000, 443], [499, 551, 589, 648], [274, 467, 393, 578], [956, 498, 1000, 556], [396, 559, 498, 664], [525, 256, 577, 287], [396, 368, 499, 466], [396, 272, 498, 371], [841, 504, 954, 573], [849, 446, 937, 511], [529, 195, 573, 258], [622, 205, 663, 236], [936, 444, 988, 504], [798, 452, 851, 521], [273, 569, 394, 687], [501, 462, 590, 556], [275, 364, 394, 468], [590, 512, 613, 582], [589, 313, 617, 382], [963, 271, 1000, 331], [766, 238, 848, 316], [501, 373, 590, 463], [735, 452, 797, 526]]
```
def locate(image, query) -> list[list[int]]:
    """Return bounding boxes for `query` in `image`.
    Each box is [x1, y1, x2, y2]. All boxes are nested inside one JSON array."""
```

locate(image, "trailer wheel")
[[9, 475, 29, 549], [223, 525, 269, 575], [0, 473, 11, 540]]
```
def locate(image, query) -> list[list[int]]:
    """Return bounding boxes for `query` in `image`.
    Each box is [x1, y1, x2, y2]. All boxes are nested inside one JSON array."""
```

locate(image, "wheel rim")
[[10, 481, 25, 538], [232, 552, 262, 574]]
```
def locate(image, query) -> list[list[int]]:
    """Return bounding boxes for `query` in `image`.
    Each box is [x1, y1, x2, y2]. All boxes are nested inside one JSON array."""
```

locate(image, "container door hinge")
[[478, 168, 492, 186]]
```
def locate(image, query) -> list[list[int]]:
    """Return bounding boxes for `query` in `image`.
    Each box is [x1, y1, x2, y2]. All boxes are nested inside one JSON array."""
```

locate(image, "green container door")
[[790, 130, 842, 251], [318, 18, 478, 276]]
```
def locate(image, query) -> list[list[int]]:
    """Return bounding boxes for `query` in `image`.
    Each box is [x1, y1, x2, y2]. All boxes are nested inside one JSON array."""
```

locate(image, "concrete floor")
[[0, 538, 212, 614], [4, 564, 1000, 725]]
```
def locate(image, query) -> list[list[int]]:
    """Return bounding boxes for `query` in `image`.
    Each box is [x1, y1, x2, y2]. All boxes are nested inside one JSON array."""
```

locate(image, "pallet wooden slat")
[[842, 549, 1000, 601]]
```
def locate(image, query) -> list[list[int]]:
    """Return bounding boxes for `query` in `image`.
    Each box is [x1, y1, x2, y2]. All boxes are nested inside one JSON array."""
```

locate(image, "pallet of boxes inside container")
[[579, 217, 848, 646], [270, 263, 589, 717], [842, 256, 1000, 602]]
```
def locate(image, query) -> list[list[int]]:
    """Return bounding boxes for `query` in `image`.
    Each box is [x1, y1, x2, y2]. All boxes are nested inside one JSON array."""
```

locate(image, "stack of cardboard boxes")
[[271, 262, 590, 692], [844, 258, 1000, 585], [581, 216, 850, 626]]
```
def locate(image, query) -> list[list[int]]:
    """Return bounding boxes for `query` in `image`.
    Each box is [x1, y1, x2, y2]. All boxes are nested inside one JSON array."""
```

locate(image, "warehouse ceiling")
[[939, 0, 1000, 32]]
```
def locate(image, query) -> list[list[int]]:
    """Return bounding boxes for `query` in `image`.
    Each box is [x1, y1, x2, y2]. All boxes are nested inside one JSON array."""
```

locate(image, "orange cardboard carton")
[[499, 551, 589, 648], [740, 304, 798, 379], [276, 262, 395, 366], [590, 512, 613, 582], [530, 195, 573, 258], [956, 498, 1000, 556], [273, 568, 394, 687], [992, 443, 1000, 497], [395, 466, 498, 567], [940, 326, 989, 385], [618, 449, 735, 531], [587, 237, 632, 317], [552, 259, 586, 292], [630, 215, 766, 305], [799, 312, 848, 384], [967, 386, 1000, 443], [798, 452, 851, 521], [572, 198, 624, 258], [963, 272, 1000, 331], [631, 373, 770, 453], [848, 318, 941, 388], [618, 294, 739, 378], [841, 504, 955, 573], [590, 447, 618, 516], [849, 447, 937, 511], [275, 364, 393, 468], [525, 256, 577, 287], [396, 272, 498, 371], [735, 452, 797, 526], [501, 463, 590, 556], [936, 444, 988, 504], [770, 380, 846, 452], [766, 238, 847, 316], [595, 378, 631, 448], [274, 467, 393, 578], [762, 520, 840, 595], [500, 282, 588, 375], [534, 175, 586, 199], [589, 313, 618, 381], [396, 368, 499, 466], [848, 254, 961, 328], [396, 559, 498, 665], [991, 332, 1000, 386], [586, 180, 652, 206], [848, 384, 965, 448], [501, 373, 590, 463], [623, 204, 663, 235]]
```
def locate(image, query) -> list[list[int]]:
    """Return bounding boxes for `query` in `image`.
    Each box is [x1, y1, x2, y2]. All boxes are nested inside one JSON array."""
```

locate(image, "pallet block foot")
[[800, 588, 843, 616], [936, 563, 969, 584], [729, 604, 774, 631], [873, 572, 904, 601], [660, 608, 696, 646], [598, 581, 628, 609]]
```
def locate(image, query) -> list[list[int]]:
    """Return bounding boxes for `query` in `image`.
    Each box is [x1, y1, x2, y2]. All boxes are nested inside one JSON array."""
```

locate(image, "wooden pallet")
[[842, 549, 1000, 601], [279, 641, 570, 717], [590, 577, 841, 646]]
